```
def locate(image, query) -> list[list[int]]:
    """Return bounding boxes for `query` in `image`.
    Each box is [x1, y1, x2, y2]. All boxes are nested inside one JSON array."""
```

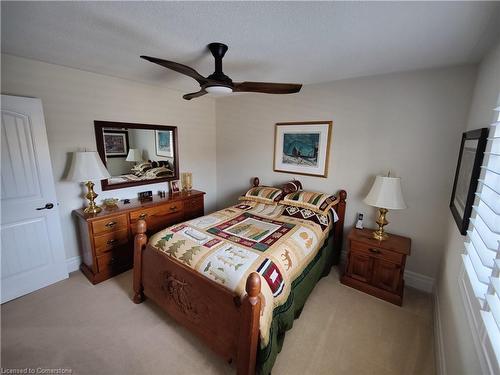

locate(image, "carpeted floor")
[[1, 268, 435, 375]]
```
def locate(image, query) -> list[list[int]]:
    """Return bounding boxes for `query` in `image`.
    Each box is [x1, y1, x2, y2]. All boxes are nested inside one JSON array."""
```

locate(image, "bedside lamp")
[[67, 151, 110, 214], [126, 148, 143, 165], [364, 174, 407, 241]]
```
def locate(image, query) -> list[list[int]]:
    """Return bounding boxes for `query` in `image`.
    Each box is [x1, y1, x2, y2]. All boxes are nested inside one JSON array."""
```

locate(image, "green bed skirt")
[[256, 233, 337, 375]]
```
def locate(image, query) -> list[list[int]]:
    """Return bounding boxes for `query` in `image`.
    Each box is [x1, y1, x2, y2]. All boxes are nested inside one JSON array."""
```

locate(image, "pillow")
[[239, 186, 283, 205], [143, 166, 173, 179], [282, 180, 302, 194], [131, 162, 152, 176], [280, 191, 338, 214]]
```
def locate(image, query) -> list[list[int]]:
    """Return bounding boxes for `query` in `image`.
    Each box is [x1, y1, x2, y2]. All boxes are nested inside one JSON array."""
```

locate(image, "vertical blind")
[[462, 106, 500, 365]]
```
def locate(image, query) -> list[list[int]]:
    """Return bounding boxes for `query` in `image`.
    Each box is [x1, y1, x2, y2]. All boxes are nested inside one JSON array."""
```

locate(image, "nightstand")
[[341, 228, 411, 305]]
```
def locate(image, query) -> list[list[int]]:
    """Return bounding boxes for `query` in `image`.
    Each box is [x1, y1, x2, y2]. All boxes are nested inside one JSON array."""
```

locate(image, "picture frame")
[[169, 180, 180, 194], [273, 121, 332, 177], [155, 130, 174, 157], [103, 130, 129, 158], [449, 128, 489, 235]]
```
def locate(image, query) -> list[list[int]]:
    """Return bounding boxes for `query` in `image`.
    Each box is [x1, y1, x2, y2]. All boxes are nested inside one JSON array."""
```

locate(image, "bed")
[[132, 178, 347, 374]]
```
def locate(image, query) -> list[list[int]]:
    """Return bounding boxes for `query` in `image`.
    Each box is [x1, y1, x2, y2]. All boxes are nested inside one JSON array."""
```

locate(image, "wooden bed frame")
[[133, 179, 347, 375]]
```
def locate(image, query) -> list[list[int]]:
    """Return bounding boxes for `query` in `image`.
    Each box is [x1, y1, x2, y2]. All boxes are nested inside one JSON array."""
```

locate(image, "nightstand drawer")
[[94, 229, 129, 255], [351, 240, 403, 264], [92, 214, 128, 235]]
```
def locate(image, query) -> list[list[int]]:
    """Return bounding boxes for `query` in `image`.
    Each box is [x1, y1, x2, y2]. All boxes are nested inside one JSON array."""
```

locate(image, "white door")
[[1, 95, 68, 303]]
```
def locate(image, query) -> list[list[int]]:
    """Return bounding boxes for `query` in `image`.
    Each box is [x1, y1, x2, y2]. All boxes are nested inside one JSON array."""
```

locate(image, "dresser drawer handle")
[[170, 206, 178, 211], [107, 239, 118, 245], [109, 257, 117, 265], [105, 221, 117, 228], [369, 248, 381, 254], [139, 213, 147, 220]]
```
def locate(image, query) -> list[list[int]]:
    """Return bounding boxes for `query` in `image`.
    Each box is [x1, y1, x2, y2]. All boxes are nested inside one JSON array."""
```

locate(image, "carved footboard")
[[133, 219, 261, 375]]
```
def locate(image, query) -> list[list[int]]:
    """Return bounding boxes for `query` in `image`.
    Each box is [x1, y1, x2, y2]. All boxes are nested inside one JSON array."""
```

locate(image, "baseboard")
[[404, 270, 435, 293], [433, 287, 447, 375], [66, 256, 81, 273]]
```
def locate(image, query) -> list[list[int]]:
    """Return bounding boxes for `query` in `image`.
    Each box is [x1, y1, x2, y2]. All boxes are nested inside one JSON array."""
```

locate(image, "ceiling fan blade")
[[232, 82, 302, 94], [183, 89, 208, 100], [141, 55, 207, 84]]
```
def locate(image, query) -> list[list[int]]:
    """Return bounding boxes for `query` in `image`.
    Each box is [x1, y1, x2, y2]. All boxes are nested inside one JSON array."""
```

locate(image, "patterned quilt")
[[149, 201, 335, 347]]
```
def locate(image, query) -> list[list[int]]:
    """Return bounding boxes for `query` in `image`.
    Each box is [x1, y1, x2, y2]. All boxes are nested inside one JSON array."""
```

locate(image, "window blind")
[[462, 107, 500, 365]]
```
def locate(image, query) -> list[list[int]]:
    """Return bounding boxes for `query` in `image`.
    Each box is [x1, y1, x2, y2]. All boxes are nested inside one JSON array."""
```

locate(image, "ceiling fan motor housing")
[[207, 42, 232, 85]]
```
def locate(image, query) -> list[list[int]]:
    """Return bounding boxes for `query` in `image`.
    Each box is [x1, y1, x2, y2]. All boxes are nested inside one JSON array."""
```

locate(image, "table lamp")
[[126, 148, 143, 166], [67, 151, 111, 214], [364, 173, 407, 241]]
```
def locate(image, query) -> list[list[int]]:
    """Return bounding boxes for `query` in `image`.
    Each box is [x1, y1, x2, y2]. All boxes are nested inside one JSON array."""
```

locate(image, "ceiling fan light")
[[205, 85, 233, 96]]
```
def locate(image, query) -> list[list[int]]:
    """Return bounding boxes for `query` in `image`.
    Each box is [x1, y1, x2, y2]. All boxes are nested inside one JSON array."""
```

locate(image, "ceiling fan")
[[141, 43, 302, 100]]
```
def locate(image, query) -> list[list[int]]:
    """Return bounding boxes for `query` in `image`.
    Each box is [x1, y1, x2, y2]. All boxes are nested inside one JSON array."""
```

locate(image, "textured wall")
[[216, 65, 477, 279], [1, 54, 217, 260]]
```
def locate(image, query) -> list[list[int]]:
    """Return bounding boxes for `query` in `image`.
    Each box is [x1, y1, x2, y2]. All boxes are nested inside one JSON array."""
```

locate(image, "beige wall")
[[435, 41, 500, 375], [216, 66, 477, 279], [1, 54, 217, 260]]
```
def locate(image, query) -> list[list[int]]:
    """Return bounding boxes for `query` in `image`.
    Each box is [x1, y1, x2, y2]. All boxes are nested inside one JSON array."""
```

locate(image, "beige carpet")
[[1, 268, 435, 375]]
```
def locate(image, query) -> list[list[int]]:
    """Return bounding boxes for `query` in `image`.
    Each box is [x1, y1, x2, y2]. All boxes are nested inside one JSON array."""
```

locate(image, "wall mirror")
[[94, 121, 179, 191]]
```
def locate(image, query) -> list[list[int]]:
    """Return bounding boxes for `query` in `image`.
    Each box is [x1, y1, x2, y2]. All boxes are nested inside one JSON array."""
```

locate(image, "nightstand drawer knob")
[[369, 248, 381, 254], [105, 221, 117, 228], [107, 239, 118, 245], [139, 213, 147, 220]]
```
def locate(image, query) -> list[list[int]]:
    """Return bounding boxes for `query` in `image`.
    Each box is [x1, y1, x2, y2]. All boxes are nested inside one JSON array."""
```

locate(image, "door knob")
[[36, 203, 54, 210]]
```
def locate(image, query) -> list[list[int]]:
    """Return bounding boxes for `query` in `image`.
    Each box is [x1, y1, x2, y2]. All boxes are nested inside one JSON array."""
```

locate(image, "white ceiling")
[[2, 1, 500, 93]]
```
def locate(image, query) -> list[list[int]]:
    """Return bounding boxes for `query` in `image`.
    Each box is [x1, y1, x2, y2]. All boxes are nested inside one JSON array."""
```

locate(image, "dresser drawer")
[[130, 201, 184, 222], [351, 240, 403, 264], [186, 196, 204, 210], [94, 228, 129, 255], [96, 248, 132, 273], [91, 214, 128, 235]]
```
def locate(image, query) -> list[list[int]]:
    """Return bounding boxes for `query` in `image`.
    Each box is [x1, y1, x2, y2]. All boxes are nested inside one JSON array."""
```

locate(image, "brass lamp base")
[[372, 208, 389, 241], [83, 181, 102, 214]]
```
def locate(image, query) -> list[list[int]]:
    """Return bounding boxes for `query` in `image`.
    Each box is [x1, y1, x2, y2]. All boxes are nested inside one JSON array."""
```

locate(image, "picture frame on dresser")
[[449, 128, 488, 235]]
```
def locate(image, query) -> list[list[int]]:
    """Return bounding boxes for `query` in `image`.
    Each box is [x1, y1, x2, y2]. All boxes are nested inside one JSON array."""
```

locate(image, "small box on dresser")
[[341, 227, 411, 305], [73, 190, 205, 284]]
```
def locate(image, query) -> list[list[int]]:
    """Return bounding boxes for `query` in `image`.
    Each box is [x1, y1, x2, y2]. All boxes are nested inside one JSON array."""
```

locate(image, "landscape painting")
[[274, 121, 332, 177], [155, 130, 173, 157], [282, 133, 320, 167]]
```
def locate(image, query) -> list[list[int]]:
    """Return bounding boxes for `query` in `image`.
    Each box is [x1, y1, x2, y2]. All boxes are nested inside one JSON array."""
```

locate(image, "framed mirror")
[[94, 121, 179, 191]]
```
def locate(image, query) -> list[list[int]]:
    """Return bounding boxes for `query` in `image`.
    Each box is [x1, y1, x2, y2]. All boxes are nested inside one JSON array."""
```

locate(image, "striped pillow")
[[281, 191, 338, 214], [239, 187, 283, 205]]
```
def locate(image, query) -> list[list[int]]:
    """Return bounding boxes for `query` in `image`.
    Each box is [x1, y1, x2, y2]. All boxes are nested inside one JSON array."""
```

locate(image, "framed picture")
[[103, 130, 129, 158], [450, 128, 489, 235], [273, 121, 332, 177], [156, 130, 174, 157], [169, 180, 180, 193]]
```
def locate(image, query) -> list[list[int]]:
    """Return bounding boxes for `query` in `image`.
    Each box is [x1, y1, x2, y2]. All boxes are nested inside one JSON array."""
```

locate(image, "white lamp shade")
[[126, 148, 143, 162], [67, 151, 111, 182], [364, 176, 407, 210]]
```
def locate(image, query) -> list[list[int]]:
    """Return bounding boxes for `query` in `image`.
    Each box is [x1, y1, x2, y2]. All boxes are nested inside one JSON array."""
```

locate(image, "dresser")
[[341, 228, 411, 305], [73, 190, 205, 284]]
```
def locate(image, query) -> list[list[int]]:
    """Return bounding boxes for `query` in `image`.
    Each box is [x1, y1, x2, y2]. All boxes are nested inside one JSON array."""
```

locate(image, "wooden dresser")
[[341, 228, 411, 305], [73, 190, 205, 284]]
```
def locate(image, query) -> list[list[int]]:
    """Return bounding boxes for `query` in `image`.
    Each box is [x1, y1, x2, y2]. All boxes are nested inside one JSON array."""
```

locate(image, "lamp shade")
[[364, 176, 407, 210], [67, 151, 110, 182], [126, 148, 143, 162]]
